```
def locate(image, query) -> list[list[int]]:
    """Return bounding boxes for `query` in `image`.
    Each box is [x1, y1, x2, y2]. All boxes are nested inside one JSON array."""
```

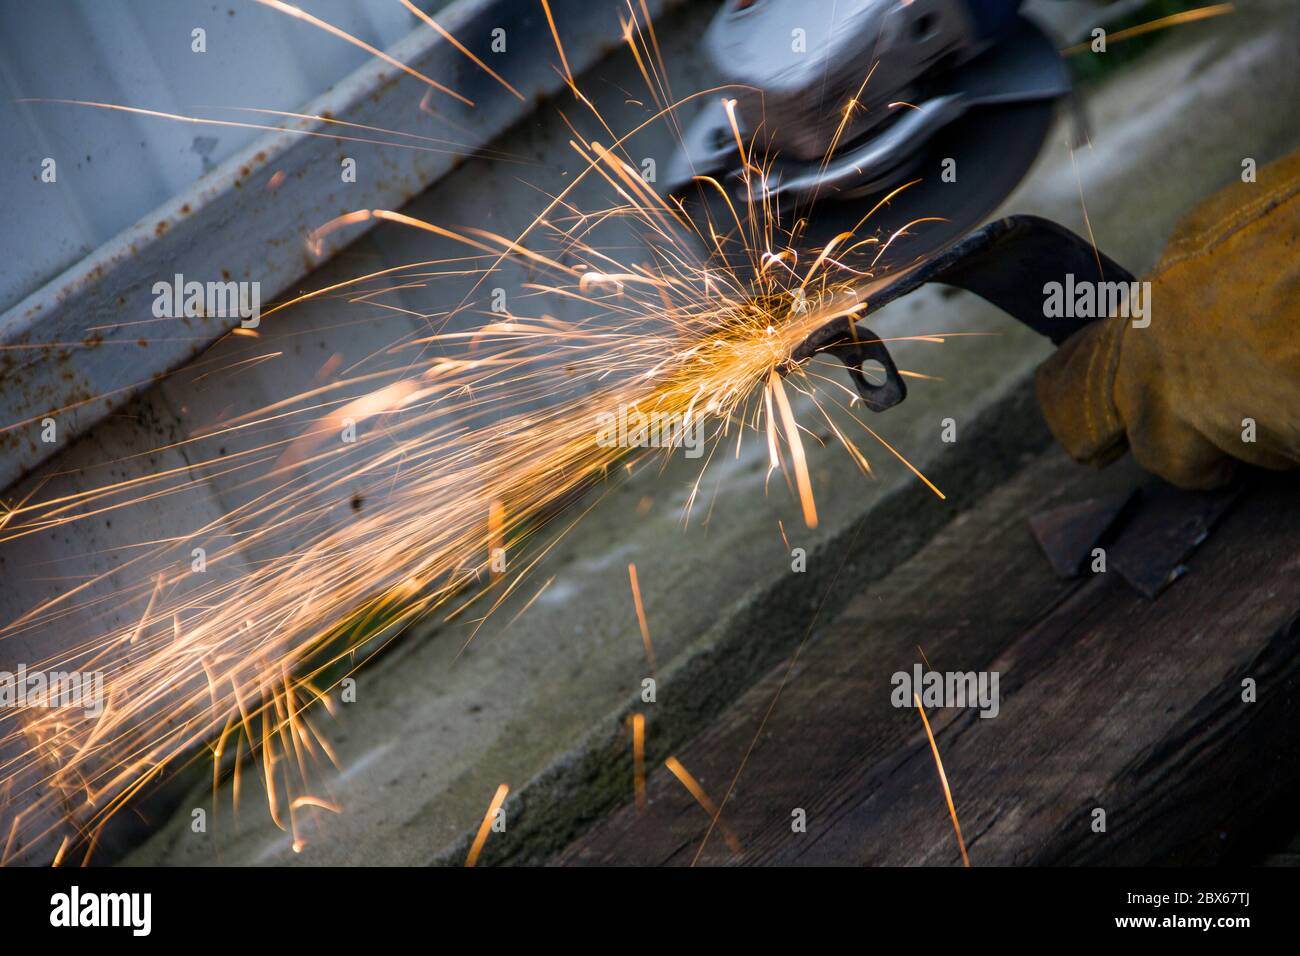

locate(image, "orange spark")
[[465, 783, 509, 867], [631, 713, 647, 809], [289, 795, 342, 813], [768, 370, 819, 528], [539, 0, 574, 86], [1064, 3, 1235, 55], [664, 756, 741, 854], [915, 693, 970, 867], [627, 563, 657, 673], [398, 0, 524, 101], [488, 499, 506, 580], [253, 0, 472, 106]]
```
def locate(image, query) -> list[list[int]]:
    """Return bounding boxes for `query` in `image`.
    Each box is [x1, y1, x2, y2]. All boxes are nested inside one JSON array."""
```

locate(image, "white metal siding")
[[0, 0, 436, 313]]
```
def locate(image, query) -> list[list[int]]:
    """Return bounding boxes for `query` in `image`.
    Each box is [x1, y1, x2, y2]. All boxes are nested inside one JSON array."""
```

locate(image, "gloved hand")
[[1036, 151, 1300, 489]]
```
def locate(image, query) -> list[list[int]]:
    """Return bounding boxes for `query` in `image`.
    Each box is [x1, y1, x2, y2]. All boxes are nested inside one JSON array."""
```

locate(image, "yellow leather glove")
[[1036, 151, 1300, 489]]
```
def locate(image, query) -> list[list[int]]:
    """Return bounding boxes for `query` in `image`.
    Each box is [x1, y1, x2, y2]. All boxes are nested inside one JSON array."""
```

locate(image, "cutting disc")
[[669, 15, 1068, 280]]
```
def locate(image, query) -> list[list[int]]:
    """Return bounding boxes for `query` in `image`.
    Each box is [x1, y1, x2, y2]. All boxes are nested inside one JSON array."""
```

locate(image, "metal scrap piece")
[[1108, 480, 1248, 599], [1029, 489, 1138, 579]]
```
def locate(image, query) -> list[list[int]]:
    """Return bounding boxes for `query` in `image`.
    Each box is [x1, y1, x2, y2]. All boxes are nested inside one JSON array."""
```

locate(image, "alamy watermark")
[[50, 886, 151, 936], [595, 404, 704, 459], [0, 665, 104, 718], [891, 664, 999, 719], [152, 273, 261, 329], [1043, 274, 1152, 328]]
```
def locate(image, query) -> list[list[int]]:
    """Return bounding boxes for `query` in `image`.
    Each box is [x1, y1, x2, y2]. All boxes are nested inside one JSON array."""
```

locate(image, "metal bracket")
[[787, 214, 1136, 409], [784, 316, 906, 412]]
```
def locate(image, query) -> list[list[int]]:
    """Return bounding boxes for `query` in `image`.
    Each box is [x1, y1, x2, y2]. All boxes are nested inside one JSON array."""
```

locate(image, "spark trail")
[[0, 0, 946, 863]]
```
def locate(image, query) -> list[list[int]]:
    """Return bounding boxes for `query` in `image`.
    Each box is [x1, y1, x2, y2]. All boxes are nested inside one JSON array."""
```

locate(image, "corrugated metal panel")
[[0, 0, 436, 314]]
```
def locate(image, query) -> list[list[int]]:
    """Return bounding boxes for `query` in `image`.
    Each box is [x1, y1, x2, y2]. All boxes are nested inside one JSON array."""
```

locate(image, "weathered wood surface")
[[559, 450, 1300, 865]]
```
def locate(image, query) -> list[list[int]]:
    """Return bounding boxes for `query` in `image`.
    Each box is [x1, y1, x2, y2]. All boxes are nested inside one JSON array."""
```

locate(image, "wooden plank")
[[559, 450, 1300, 865]]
